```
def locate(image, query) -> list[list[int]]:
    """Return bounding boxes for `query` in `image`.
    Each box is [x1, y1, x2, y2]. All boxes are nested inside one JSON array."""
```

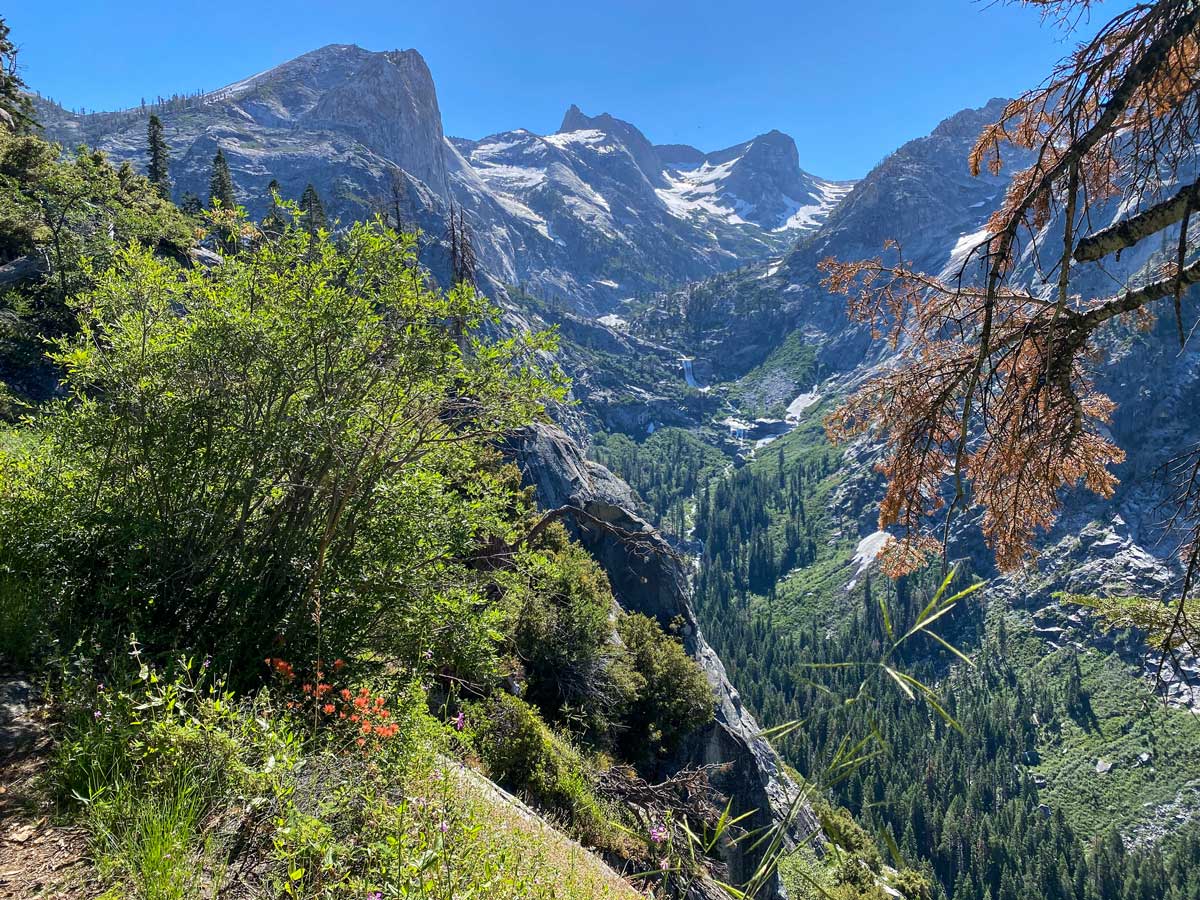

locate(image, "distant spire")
[[559, 104, 590, 133]]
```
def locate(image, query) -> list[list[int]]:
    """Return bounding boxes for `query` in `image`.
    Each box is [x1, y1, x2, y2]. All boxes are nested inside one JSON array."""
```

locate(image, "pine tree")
[[299, 183, 327, 235], [208, 147, 236, 209], [146, 114, 171, 199], [180, 193, 203, 216], [0, 16, 37, 133]]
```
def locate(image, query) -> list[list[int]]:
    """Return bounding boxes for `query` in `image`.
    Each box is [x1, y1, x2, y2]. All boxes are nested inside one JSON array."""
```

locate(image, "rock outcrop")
[[508, 423, 822, 897]]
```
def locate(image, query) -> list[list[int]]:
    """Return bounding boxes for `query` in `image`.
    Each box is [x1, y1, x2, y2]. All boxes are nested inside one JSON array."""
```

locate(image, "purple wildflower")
[[649, 823, 667, 844], [452, 711, 465, 731], [92, 710, 102, 720]]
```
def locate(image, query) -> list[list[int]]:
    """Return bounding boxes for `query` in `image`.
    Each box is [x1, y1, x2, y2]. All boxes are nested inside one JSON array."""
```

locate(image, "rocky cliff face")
[[34, 45, 849, 314], [38, 45, 450, 196], [508, 423, 821, 898], [659, 128, 852, 233]]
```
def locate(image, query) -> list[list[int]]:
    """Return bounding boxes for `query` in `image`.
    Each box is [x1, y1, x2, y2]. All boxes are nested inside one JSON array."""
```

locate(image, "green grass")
[[93, 779, 223, 900], [47, 653, 645, 900], [728, 331, 822, 417], [1005, 612, 1200, 841], [745, 406, 864, 631], [771, 545, 858, 630]]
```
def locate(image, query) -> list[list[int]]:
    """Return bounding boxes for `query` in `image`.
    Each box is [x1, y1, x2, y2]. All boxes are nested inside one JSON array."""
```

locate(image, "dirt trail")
[[0, 678, 93, 899]]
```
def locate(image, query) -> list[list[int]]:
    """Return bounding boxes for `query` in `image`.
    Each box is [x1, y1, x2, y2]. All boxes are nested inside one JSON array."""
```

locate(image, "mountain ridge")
[[34, 43, 852, 312]]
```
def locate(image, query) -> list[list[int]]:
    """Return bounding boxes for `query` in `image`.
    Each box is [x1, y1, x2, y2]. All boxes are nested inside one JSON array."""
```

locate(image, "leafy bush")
[[509, 522, 639, 739], [0, 564, 45, 667], [816, 803, 883, 874], [616, 612, 714, 761], [0, 131, 192, 332], [889, 868, 932, 900], [0, 130, 195, 422], [505, 530, 715, 758], [0, 216, 563, 676], [470, 692, 611, 841]]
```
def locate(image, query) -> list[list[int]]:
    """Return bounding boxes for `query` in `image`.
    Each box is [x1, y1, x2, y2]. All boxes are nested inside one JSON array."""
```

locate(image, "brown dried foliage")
[[822, 0, 1200, 619]]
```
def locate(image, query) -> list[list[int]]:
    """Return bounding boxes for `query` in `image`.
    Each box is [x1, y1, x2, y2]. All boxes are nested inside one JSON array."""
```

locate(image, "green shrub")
[[510, 523, 639, 740], [0, 130, 192, 333], [0, 568, 45, 668], [0, 216, 563, 677], [471, 692, 610, 841], [615, 612, 714, 760], [507, 529, 715, 759], [816, 803, 883, 873], [890, 868, 932, 900]]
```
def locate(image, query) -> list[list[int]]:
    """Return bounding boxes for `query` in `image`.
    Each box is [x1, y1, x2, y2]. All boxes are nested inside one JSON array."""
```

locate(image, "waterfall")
[[681, 357, 700, 389]]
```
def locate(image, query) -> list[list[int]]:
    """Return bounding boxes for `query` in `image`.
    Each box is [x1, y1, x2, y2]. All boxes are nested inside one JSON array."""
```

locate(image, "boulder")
[[0, 255, 47, 290]]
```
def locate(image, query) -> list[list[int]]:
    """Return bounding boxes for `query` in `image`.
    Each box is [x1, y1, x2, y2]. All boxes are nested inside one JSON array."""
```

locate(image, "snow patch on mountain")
[[656, 152, 851, 233], [545, 129, 614, 152], [776, 181, 856, 231], [656, 158, 749, 224], [948, 227, 992, 269], [853, 531, 891, 575], [786, 390, 821, 419]]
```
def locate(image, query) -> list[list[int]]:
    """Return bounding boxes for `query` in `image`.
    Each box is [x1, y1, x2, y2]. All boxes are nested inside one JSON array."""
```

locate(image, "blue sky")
[[6, 1, 1109, 180]]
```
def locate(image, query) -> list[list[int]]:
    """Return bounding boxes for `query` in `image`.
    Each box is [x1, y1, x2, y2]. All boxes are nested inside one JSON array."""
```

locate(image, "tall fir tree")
[[208, 147, 236, 209], [299, 183, 327, 235], [0, 16, 37, 133], [146, 114, 171, 199], [445, 203, 477, 287]]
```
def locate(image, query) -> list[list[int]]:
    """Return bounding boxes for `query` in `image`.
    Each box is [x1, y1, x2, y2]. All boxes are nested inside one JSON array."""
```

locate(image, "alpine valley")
[[4, 25, 1200, 900]]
